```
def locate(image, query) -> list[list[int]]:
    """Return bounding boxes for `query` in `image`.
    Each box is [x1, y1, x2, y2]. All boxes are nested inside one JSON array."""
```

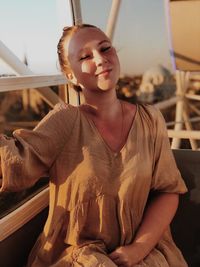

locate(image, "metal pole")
[[70, 0, 82, 25], [0, 40, 32, 75], [106, 0, 121, 40]]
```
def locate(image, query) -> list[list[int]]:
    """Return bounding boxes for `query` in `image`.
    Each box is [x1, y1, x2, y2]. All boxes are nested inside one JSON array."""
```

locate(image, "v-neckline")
[[78, 104, 138, 156]]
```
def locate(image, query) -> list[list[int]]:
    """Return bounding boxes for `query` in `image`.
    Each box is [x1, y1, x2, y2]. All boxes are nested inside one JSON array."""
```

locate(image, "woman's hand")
[[109, 193, 179, 267], [109, 244, 143, 267]]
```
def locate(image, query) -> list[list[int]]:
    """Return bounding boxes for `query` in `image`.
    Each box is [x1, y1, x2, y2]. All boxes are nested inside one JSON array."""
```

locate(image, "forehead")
[[66, 27, 110, 57]]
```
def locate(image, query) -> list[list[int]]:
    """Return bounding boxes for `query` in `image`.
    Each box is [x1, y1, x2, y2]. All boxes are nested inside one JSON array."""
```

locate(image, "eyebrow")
[[98, 40, 111, 46], [78, 40, 111, 54]]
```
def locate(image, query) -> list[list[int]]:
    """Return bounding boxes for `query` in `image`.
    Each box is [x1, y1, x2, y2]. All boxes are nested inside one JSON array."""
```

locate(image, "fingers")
[[109, 248, 135, 267], [109, 251, 128, 267], [113, 258, 125, 265], [109, 251, 119, 261]]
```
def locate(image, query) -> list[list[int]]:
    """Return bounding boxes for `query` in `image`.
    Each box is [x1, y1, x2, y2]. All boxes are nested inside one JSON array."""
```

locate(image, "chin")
[[97, 81, 116, 91], [97, 86, 114, 92]]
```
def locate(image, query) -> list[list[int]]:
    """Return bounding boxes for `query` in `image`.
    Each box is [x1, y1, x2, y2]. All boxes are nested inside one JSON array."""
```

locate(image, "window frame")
[[0, 74, 65, 241], [0, 187, 49, 241], [0, 73, 81, 241]]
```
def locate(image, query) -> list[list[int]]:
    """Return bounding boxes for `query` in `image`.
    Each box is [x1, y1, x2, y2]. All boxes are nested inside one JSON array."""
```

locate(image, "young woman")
[[0, 24, 188, 267]]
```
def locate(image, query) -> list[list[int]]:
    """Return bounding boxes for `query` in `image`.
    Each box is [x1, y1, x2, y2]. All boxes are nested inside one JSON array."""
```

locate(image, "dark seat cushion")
[[172, 149, 200, 267], [0, 208, 48, 267]]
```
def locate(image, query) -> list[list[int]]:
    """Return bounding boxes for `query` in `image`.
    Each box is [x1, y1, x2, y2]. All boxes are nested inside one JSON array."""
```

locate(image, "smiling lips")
[[96, 68, 112, 77]]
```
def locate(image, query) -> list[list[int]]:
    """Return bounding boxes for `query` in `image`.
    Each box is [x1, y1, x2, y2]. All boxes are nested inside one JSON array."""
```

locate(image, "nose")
[[93, 51, 107, 65]]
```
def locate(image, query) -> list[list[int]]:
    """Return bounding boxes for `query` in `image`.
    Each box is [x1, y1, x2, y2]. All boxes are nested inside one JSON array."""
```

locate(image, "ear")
[[66, 72, 78, 85]]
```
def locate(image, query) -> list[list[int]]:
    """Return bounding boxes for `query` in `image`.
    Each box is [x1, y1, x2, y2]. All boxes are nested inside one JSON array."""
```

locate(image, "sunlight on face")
[[64, 27, 120, 91]]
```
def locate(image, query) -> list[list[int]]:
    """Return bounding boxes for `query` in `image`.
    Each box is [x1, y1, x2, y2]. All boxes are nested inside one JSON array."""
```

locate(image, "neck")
[[81, 88, 121, 120]]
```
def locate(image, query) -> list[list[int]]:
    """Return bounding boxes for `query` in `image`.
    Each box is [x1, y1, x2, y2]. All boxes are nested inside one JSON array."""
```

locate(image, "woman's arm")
[[109, 192, 179, 267], [0, 104, 78, 192]]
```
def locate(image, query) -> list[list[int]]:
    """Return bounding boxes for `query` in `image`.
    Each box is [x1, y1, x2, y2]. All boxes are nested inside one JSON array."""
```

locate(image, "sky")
[[0, 0, 173, 76]]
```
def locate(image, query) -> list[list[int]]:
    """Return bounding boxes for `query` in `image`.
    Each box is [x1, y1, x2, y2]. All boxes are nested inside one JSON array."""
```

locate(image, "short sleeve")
[[150, 107, 187, 194], [0, 103, 78, 192]]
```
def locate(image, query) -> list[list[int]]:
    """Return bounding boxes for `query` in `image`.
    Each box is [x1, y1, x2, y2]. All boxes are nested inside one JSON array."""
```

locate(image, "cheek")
[[81, 61, 95, 74], [110, 51, 120, 70], [112, 56, 120, 76], [113, 53, 120, 66]]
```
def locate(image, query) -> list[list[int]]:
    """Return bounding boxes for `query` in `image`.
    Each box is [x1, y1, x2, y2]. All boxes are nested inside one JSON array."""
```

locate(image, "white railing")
[[0, 74, 67, 92], [0, 187, 49, 241], [0, 74, 70, 108]]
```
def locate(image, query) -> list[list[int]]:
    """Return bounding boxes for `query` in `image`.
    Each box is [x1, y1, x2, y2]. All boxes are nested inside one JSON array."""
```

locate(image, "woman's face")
[[65, 27, 120, 92]]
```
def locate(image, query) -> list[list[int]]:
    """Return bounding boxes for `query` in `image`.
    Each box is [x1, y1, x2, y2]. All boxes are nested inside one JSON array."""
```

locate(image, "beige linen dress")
[[0, 103, 188, 267]]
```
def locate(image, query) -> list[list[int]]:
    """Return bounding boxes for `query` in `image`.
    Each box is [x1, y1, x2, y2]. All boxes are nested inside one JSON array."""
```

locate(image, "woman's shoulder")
[[137, 103, 163, 121], [45, 102, 79, 120], [33, 102, 79, 132], [121, 101, 159, 117], [53, 102, 78, 113], [136, 103, 167, 133]]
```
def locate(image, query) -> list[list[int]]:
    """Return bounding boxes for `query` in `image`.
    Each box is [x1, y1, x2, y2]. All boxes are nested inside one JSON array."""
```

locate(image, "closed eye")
[[100, 46, 111, 52], [79, 55, 90, 61]]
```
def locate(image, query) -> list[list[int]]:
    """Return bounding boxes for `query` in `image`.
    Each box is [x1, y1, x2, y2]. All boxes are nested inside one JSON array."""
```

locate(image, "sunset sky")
[[0, 0, 173, 76]]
